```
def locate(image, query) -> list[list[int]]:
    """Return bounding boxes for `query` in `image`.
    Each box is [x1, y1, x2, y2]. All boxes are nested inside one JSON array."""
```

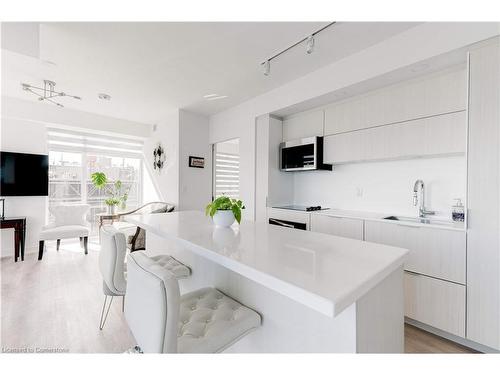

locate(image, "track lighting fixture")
[[260, 22, 336, 76], [262, 60, 271, 76], [306, 35, 315, 54]]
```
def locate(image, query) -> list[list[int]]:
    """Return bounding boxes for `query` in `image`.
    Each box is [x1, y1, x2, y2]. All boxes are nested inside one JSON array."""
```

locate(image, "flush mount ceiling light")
[[98, 93, 111, 100], [21, 80, 81, 107], [260, 22, 336, 76], [203, 94, 228, 101]]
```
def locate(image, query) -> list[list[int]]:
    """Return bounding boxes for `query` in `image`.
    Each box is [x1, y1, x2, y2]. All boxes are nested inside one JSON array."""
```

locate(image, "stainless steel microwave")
[[279, 136, 332, 172]]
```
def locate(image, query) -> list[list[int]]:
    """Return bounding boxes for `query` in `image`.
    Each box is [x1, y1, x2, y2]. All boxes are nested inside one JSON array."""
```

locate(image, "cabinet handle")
[[396, 223, 420, 228]]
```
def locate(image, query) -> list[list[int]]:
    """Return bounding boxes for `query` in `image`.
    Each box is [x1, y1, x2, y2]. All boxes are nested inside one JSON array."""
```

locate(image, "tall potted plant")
[[91, 172, 130, 214], [205, 196, 244, 227]]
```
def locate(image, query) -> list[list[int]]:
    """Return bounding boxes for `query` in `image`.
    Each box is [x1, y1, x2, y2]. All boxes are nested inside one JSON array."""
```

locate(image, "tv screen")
[[0, 152, 49, 196]]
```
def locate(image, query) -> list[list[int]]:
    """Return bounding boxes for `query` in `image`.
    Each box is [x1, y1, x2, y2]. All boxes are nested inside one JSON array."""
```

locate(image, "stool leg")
[[99, 295, 114, 330], [83, 236, 88, 255], [38, 240, 44, 261], [79, 237, 83, 248], [56, 239, 61, 251]]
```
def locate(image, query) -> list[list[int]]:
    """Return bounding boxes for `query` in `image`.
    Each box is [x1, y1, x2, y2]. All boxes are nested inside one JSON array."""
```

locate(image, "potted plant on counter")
[[205, 196, 245, 227], [91, 172, 130, 215]]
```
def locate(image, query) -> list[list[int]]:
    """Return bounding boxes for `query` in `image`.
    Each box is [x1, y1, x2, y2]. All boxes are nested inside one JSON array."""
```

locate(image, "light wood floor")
[[0, 242, 478, 353]]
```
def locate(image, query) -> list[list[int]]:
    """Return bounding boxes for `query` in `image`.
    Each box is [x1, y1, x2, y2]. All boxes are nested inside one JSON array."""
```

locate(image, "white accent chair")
[[38, 204, 91, 260], [98, 226, 191, 330], [125, 251, 261, 353]]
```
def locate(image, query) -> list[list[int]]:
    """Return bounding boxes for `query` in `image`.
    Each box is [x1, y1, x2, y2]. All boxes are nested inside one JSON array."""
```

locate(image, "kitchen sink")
[[383, 215, 456, 227]]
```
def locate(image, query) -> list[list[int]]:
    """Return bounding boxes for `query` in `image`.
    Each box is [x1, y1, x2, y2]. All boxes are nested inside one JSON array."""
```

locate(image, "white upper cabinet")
[[324, 110, 466, 164], [282, 109, 324, 141], [324, 66, 467, 135]]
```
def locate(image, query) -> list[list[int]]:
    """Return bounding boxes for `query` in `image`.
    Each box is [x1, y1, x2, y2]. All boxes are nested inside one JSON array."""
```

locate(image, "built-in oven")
[[279, 136, 332, 172], [268, 218, 307, 230]]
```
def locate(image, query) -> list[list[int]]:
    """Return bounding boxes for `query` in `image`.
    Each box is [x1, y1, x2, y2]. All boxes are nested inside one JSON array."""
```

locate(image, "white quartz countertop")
[[270, 207, 465, 231], [126, 211, 408, 318]]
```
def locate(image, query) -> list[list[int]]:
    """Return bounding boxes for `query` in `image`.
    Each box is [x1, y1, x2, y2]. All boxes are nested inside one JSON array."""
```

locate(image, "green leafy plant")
[[205, 196, 245, 224], [91, 172, 130, 209]]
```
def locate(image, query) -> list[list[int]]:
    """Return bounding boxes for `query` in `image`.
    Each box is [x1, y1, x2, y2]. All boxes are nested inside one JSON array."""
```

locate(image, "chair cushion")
[[177, 288, 261, 353], [150, 255, 191, 279], [40, 225, 90, 240], [50, 204, 90, 227]]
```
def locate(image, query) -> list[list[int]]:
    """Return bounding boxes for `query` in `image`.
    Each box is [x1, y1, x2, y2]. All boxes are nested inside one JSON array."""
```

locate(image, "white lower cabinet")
[[310, 214, 363, 240], [404, 272, 466, 338], [364, 221, 466, 284]]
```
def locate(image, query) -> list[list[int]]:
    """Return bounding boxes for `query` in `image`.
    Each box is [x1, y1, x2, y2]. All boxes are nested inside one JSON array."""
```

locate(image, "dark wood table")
[[0, 216, 26, 262]]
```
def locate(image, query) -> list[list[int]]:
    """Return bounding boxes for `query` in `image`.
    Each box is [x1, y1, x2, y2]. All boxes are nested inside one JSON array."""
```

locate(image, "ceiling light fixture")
[[259, 22, 336, 76], [306, 35, 315, 54], [98, 93, 111, 100], [21, 80, 81, 107], [203, 94, 228, 101]]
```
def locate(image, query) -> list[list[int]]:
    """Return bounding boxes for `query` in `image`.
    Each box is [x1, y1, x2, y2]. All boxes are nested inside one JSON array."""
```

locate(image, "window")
[[213, 138, 240, 199], [48, 128, 144, 235]]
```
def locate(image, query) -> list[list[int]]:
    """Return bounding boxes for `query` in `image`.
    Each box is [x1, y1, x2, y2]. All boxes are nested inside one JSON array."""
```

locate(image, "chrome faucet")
[[413, 179, 435, 218]]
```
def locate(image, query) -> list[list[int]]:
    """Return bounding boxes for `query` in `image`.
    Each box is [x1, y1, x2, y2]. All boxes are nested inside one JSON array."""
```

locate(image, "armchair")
[[38, 204, 91, 260], [109, 202, 175, 251]]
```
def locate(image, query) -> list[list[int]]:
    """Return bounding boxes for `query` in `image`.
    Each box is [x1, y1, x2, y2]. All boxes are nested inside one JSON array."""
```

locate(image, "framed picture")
[[189, 156, 205, 168]]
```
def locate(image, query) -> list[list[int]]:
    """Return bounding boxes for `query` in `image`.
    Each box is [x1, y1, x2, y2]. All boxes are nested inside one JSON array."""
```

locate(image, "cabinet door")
[[324, 66, 466, 135], [282, 110, 324, 141], [266, 208, 310, 230], [323, 111, 466, 164], [310, 214, 363, 240], [467, 41, 500, 349], [405, 272, 466, 337], [364, 221, 466, 284]]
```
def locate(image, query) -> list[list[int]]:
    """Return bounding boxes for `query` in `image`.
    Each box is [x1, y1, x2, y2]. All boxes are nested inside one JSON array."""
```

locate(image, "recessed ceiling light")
[[98, 93, 111, 101], [203, 94, 228, 101]]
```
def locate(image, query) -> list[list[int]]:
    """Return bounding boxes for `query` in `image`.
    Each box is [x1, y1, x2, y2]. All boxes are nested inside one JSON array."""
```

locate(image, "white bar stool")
[[98, 226, 191, 330], [125, 251, 261, 353]]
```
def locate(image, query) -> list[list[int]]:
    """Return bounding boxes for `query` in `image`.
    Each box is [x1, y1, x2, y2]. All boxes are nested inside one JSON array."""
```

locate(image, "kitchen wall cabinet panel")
[[310, 214, 364, 240], [364, 221, 466, 284], [404, 272, 466, 338], [282, 110, 324, 141], [323, 110, 466, 164], [324, 66, 467, 135], [466, 40, 500, 350]]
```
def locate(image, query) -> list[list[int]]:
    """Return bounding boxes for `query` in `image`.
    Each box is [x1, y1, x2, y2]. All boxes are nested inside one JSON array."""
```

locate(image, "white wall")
[[143, 109, 212, 211], [209, 23, 500, 221], [143, 111, 180, 205], [293, 156, 465, 218], [178, 110, 211, 211], [1, 118, 48, 257]]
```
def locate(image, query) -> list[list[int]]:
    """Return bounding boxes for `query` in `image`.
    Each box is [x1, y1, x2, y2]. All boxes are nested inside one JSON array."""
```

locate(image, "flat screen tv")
[[0, 152, 49, 196]]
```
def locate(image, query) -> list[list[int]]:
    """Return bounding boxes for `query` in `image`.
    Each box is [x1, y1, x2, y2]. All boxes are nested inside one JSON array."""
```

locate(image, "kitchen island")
[[126, 210, 408, 353]]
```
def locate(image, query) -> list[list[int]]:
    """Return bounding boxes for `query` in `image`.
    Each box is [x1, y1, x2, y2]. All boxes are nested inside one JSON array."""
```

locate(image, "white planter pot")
[[212, 210, 235, 227], [107, 205, 116, 215]]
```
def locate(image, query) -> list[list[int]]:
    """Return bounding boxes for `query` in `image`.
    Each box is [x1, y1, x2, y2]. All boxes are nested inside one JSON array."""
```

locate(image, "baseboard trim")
[[405, 317, 499, 353]]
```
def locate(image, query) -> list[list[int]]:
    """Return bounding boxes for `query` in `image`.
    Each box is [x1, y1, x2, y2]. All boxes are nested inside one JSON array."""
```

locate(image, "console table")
[[0, 217, 26, 262]]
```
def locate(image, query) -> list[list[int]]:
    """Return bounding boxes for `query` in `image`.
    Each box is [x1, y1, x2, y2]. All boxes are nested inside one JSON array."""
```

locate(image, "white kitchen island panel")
[[126, 211, 408, 353]]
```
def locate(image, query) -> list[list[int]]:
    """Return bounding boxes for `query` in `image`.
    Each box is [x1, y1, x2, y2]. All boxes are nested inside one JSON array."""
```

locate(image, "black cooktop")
[[273, 205, 328, 212]]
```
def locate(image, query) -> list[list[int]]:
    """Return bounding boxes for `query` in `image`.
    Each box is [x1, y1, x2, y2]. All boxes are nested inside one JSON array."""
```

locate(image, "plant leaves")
[[232, 206, 241, 224]]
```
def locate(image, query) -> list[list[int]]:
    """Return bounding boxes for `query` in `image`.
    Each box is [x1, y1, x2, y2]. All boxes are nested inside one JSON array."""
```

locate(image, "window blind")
[[214, 151, 240, 199], [47, 128, 143, 157]]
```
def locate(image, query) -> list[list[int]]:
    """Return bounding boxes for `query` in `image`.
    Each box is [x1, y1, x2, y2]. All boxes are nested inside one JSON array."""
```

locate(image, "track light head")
[[306, 35, 315, 54], [261, 60, 270, 76]]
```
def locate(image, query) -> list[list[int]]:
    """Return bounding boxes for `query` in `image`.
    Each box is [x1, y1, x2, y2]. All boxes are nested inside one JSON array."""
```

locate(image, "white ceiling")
[[1, 22, 420, 124]]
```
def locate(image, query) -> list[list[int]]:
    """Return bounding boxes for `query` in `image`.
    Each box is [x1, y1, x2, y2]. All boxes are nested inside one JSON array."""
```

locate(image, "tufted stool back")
[[125, 251, 181, 353], [99, 226, 127, 296]]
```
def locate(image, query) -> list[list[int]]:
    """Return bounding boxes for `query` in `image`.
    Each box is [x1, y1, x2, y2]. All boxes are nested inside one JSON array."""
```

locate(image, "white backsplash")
[[292, 155, 466, 220]]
